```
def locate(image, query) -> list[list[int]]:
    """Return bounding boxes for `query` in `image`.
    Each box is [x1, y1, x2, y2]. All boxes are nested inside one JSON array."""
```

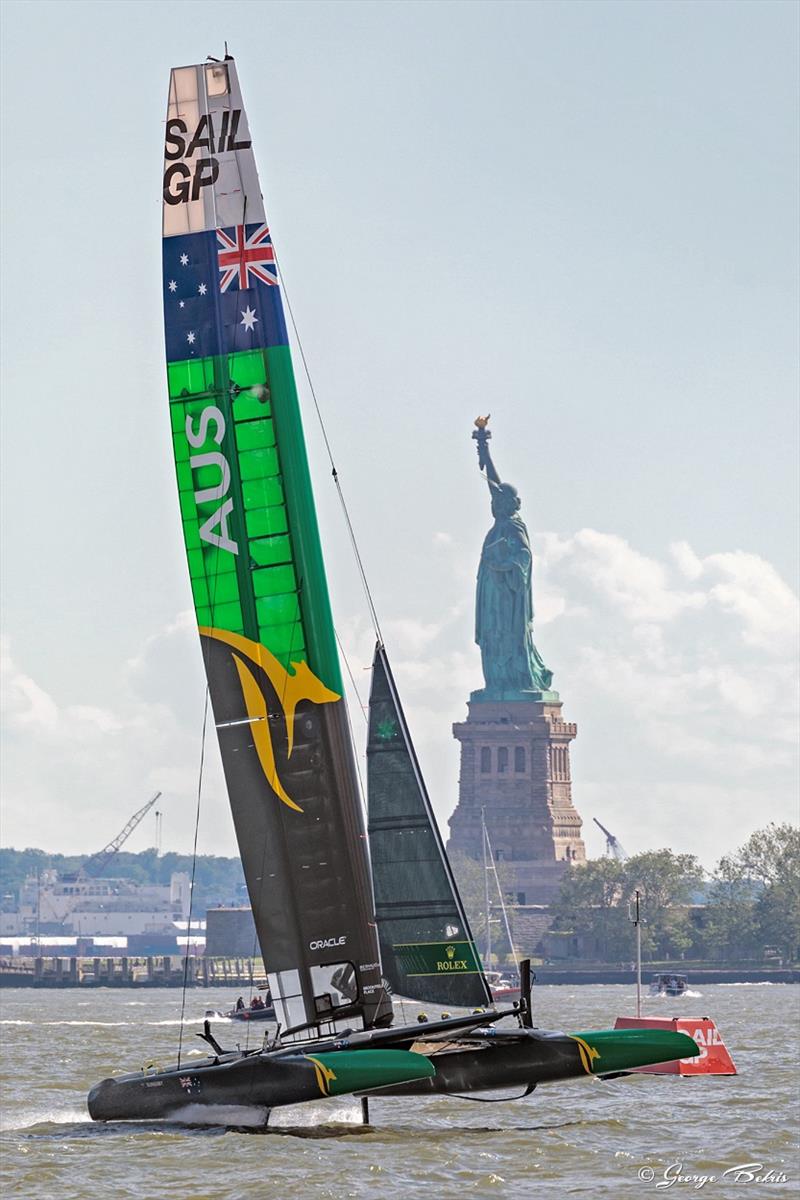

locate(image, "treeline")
[[548, 823, 799, 964], [0, 847, 246, 913]]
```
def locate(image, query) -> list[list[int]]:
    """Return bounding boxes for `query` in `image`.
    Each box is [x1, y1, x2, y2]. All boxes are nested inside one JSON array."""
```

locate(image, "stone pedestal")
[[448, 693, 586, 906]]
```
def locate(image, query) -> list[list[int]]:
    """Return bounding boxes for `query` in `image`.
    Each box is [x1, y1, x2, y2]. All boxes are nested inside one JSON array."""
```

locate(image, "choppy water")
[[1, 984, 797, 1198]]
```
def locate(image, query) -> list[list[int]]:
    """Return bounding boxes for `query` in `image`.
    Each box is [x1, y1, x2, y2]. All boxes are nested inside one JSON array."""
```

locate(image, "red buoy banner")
[[614, 1015, 737, 1075]]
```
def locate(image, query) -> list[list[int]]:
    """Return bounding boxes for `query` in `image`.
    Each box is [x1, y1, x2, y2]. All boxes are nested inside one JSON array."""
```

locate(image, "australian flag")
[[163, 223, 289, 363]]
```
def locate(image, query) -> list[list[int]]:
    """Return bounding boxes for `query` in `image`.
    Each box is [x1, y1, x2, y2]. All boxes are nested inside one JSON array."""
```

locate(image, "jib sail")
[[367, 644, 492, 1008], [162, 58, 391, 1033]]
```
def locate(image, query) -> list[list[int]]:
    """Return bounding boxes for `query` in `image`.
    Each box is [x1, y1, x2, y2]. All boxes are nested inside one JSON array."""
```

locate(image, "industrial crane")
[[593, 816, 627, 862], [80, 792, 163, 878]]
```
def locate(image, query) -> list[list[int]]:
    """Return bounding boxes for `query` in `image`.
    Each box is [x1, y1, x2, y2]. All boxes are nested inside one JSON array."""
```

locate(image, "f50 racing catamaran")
[[88, 56, 695, 1125]]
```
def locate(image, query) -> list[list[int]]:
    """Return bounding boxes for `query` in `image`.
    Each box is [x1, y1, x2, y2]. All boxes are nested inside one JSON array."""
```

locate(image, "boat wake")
[[0, 1018, 210, 1028], [1, 1105, 89, 1132], [269, 1100, 363, 1128], [725, 981, 775, 986], [166, 1103, 269, 1128]]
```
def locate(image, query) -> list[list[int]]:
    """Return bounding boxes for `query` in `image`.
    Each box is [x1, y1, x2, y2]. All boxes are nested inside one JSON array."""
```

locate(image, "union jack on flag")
[[217, 223, 278, 292]]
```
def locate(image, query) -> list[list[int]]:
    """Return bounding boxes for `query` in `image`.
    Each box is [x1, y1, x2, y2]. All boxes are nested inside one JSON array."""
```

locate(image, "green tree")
[[702, 854, 759, 961], [550, 850, 703, 963], [709, 823, 800, 962], [549, 857, 629, 961], [622, 850, 703, 960]]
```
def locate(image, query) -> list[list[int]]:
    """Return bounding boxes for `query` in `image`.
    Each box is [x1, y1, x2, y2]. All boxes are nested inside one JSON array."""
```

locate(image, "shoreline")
[[1, 961, 796, 988]]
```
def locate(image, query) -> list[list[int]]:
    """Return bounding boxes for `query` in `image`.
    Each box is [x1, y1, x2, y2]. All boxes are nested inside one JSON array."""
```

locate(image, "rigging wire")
[[335, 627, 368, 725], [177, 685, 211, 1069], [273, 250, 381, 823], [274, 257, 384, 648]]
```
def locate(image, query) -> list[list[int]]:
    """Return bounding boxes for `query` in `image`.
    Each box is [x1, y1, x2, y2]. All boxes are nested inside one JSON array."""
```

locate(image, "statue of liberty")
[[472, 416, 553, 697]]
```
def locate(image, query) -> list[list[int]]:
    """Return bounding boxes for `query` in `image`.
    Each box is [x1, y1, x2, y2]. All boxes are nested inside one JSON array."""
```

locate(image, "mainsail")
[[162, 58, 391, 1033], [367, 644, 492, 1008]]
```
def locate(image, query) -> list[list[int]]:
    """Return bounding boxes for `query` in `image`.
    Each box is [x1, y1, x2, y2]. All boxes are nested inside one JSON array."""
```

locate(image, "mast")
[[482, 808, 492, 969], [161, 58, 391, 1034], [629, 888, 643, 1018], [481, 810, 520, 972]]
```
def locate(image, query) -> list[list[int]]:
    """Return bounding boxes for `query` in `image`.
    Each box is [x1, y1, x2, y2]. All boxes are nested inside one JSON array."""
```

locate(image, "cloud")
[[704, 550, 799, 652], [0, 624, 230, 857], [539, 529, 707, 623], [1, 529, 796, 869], [396, 530, 798, 864]]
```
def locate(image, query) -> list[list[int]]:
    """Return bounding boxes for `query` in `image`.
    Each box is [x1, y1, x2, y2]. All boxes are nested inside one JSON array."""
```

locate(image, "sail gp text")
[[637, 1162, 789, 1189], [163, 110, 251, 205]]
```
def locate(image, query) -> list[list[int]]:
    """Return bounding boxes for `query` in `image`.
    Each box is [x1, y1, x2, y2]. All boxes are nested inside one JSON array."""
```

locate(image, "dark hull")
[[227, 1006, 275, 1022], [88, 1021, 698, 1122]]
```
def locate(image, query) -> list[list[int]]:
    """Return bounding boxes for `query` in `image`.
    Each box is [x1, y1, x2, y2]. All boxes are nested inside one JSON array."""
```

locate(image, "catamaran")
[[87, 55, 695, 1125]]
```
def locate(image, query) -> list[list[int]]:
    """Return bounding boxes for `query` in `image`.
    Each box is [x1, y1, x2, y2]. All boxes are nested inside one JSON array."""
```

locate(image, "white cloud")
[[0, 622, 232, 857], [549, 528, 708, 623], [670, 539, 704, 581], [704, 550, 799, 651], [1, 530, 797, 869]]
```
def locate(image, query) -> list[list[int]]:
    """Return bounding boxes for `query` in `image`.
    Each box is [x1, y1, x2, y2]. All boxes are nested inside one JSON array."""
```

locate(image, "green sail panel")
[[367, 644, 492, 1009], [162, 58, 391, 1034]]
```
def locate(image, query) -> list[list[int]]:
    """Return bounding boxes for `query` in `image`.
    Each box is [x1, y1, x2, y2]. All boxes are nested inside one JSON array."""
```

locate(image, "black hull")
[[88, 1018, 698, 1122], [227, 1007, 275, 1022], [88, 1040, 583, 1122]]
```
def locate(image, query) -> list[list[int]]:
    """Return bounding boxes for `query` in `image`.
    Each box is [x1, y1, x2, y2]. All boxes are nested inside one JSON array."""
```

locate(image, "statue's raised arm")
[[472, 415, 501, 486], [471, 416, 554, 698]]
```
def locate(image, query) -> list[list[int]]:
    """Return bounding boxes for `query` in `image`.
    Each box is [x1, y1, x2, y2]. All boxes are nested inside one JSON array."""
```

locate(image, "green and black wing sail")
[[162, 58, 391, 1035], [367, 644, 492, 1008]]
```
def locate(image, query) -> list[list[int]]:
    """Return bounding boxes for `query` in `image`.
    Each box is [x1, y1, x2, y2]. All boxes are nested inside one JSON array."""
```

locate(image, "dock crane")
[[593, 816, 627, 862], [80, 792, 163, 878]]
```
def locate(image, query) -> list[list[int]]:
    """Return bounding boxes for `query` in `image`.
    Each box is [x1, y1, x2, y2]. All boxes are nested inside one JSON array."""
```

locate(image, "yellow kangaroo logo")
[[570, 1035, 601, 1075], [199, 627, 340, 813], [305, 1055, 337, 1097]]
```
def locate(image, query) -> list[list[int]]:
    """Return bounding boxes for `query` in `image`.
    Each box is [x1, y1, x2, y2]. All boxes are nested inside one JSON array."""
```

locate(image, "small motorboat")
[[649, 972, 688, 998], [206, 993, 275, 1022]]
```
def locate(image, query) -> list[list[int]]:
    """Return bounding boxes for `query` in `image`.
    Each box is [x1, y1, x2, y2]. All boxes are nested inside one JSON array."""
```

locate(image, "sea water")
[[1, 984, 797, 1199]]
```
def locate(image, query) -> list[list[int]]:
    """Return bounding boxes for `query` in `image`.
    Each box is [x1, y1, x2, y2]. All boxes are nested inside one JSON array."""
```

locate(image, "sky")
[[1, 0, 798, 872]]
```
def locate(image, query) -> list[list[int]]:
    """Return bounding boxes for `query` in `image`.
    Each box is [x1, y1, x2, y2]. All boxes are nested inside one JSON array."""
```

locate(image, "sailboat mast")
[[482, 808, 492, 969], [631, 888, 643, 1018]]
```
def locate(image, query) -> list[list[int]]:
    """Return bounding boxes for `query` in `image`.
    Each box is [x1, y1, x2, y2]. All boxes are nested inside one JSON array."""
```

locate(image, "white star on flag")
[[240, 305, 258, 332], [180, 253, 189, 266], [179, 300, 185, 308], [168, 280, 177, 293], [187, 331, 195, 344], [198, 283, 208, 296]]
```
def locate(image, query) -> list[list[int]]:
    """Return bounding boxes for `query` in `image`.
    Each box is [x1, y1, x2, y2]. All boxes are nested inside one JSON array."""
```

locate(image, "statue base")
[[470, 688, 560, 704], [448, 692, 586, 909]]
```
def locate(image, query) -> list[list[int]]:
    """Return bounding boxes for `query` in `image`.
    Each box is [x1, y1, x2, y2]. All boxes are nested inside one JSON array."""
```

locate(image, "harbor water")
[[1, 983, 797, 1198]]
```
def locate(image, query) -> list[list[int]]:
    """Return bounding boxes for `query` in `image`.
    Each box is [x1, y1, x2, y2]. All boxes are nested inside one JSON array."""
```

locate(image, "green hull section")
[[306, 1049, 435, 1096], [569, 1027, 698, 1075]]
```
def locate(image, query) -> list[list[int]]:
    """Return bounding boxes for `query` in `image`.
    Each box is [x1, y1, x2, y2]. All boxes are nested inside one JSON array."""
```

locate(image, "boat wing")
[[162, 59, 391, 1034]]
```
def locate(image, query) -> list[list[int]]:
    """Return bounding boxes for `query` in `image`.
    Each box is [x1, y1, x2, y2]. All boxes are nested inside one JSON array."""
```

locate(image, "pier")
[[0, 955, 267, 988]]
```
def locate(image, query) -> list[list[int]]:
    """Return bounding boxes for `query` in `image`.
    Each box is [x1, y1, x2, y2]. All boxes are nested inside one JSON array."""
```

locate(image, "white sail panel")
[[163, 60, 265, 238]]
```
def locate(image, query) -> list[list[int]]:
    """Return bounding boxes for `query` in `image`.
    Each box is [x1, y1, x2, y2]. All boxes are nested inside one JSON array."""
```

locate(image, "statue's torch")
[[472, 414, 491, 472]]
